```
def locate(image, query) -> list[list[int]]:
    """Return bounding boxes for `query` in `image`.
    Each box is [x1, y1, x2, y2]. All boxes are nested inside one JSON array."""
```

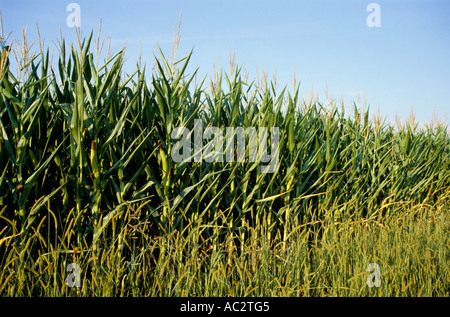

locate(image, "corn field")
[[0, 32, 449, 297]]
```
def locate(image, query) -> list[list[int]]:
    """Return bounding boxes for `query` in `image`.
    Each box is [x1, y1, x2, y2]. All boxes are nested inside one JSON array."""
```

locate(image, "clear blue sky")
[[1, 0, 449, 126]]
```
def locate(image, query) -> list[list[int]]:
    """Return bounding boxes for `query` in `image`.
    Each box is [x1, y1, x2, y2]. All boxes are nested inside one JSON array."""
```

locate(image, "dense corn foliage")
[[0, 33, 449, 296]]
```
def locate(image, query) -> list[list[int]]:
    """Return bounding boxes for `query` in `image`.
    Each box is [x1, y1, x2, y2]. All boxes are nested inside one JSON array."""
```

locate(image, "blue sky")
[[1, 0, 449, 126]]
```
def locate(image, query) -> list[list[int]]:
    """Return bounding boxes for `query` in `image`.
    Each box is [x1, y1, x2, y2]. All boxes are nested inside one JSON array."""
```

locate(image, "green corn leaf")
[[18, 136, 66, 216]]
